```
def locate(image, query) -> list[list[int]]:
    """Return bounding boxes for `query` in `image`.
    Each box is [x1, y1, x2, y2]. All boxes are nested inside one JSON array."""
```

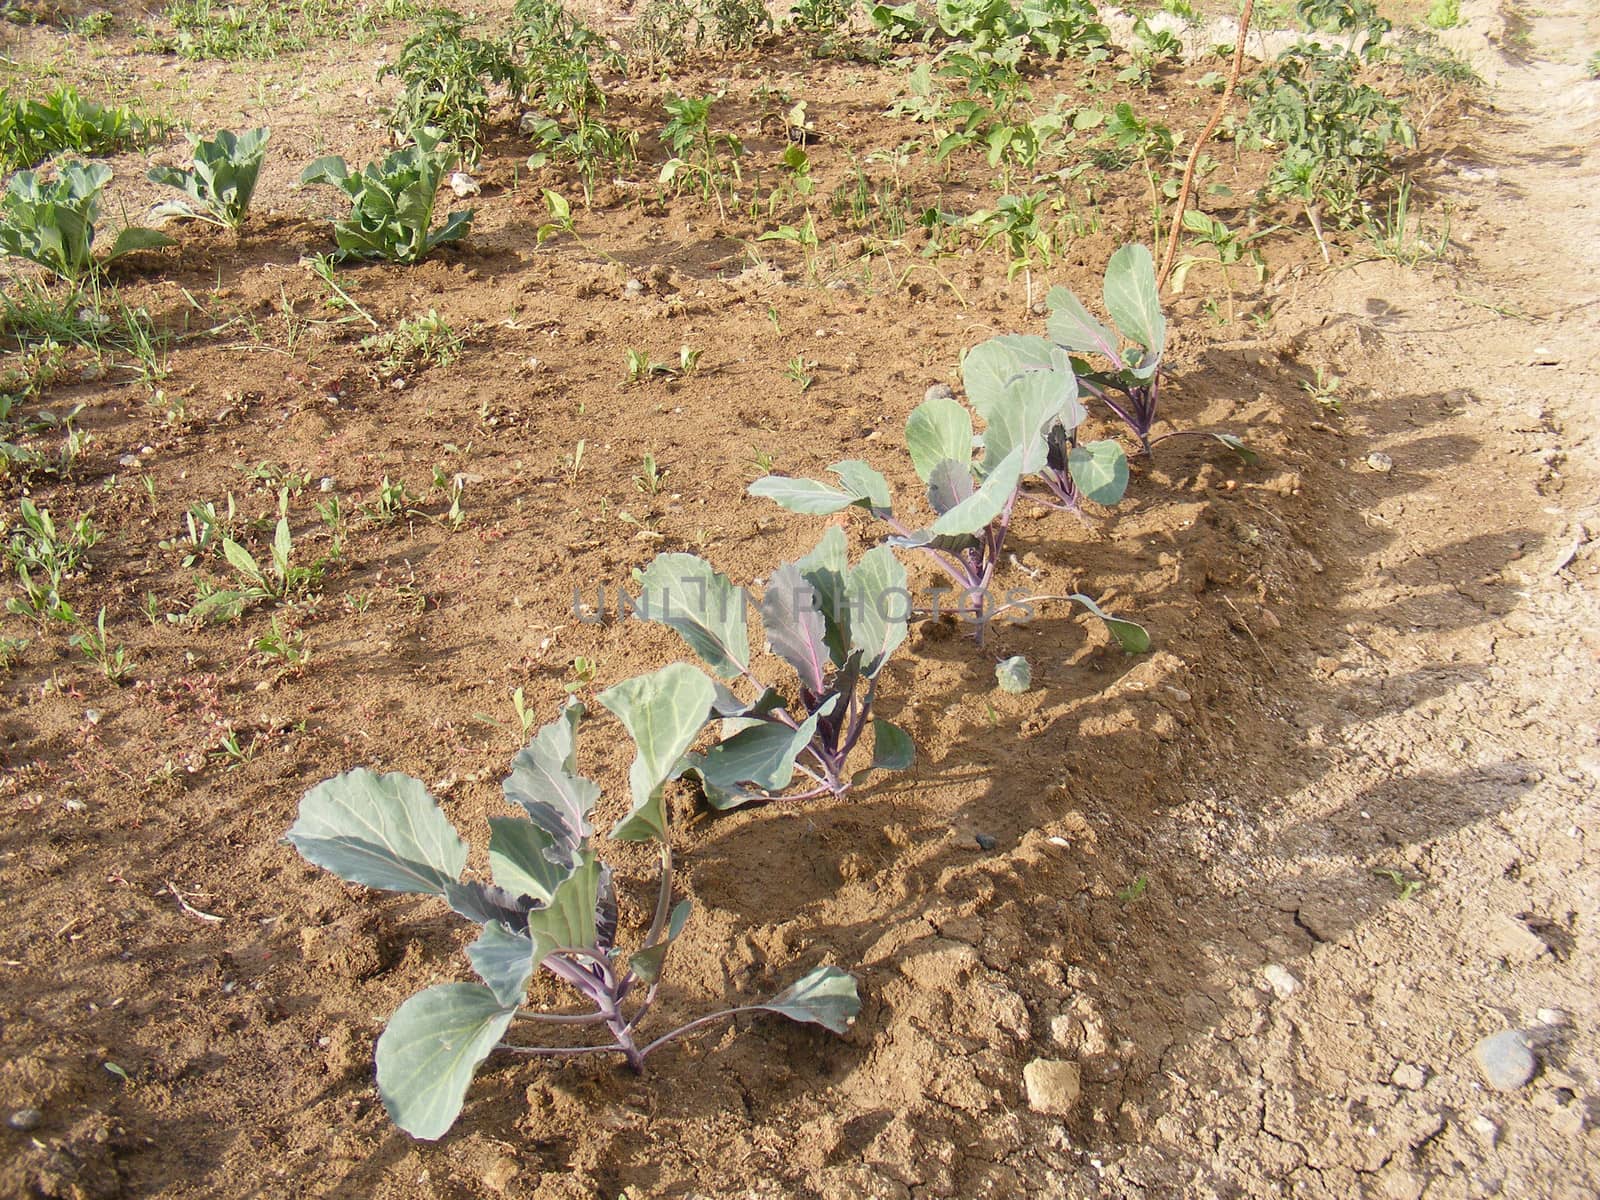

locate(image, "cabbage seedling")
[[285, 664, 860, 1140], [1022, 243, 1252, 463], [148, 127, 270, 230], [0, 161, 171, 282], [750, 347, 1145, 648], [631, 541, 913, 807], [299, 128, 472, 264]]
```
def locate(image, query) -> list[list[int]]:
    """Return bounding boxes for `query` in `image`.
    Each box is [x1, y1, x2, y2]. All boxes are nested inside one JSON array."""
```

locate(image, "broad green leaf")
[[829, 459, 893, 514], [632, 554, 750, 678], [995, 655, 1032, 693], [375, 983, 516, 1140], [747, 475, 857, 515], [905, 396, 973, 483], [628, 898, 691, 984], [1067, 440, 1129, 506], [220, 538, 264, 586], [760, 562, 829, 694], [961, 335, 1061, 419], [693, 697, 836, 806], [1102, 244, 1166, 358], [1045, 284, 1120, 360], [1213, 432, 1258, 464], [598, 663, 716, 842], [754, 966, 861, 1034], [444, 881, 533, 928], [847, 546, 909, 678], [466, 921, 535, 1007], [501, 702, 600, 870], [523, 849, 600, 967], [287, 768, 466, 895], [796, 527, 850, 666], [1070, 593, 1152, 654], [926, 458, 975, 515], [930, 448, 1024, 538], [107, 226, 174, 260], [300, 156, 350, 187], [870, 719, 914, 772], [486, 817, 567, 905], [982, 368, 1083, 475]]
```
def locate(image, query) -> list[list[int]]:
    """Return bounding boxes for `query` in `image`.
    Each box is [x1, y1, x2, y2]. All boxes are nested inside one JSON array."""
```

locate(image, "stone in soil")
[[1473, 1030, 1538, 1091], [1023, 1059, 1081, 1116], [8, 1107, 43, 1131]]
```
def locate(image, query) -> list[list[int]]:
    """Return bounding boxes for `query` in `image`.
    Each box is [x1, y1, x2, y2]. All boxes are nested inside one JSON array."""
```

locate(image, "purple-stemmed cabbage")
[[631, 540, 913, 806], [748, 350, 1147, 650], [1036, 243, 1254, 462], [285, 664, 860, 1140]]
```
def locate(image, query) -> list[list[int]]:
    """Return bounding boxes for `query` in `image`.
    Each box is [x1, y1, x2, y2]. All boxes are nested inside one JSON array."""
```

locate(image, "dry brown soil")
[[0, 0, 1596, 1196]]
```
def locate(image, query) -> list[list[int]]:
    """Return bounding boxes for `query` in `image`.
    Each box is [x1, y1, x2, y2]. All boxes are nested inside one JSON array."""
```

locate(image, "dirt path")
[[1066, 2, 1600, 1194]]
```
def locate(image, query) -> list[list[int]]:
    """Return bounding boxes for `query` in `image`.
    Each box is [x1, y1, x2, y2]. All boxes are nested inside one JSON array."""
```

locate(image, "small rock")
[[623, 278, 645, 299], [1484, 914, 1547, 964], [448, 172, 480, 198], [1473, 1030, 1537, 1091], [925, 383, 955, 404], [8, 1107, 43, 1131], [1366, 452, 1393, 473], [974, 832, 997, 851], [319, 477, 335, 493], [518, 111, 548, 135], [1470, 1114, 1499, 1144], [482, 1155, 520, 1192], [1048, 1014, 1079, 1051], [118, 453, 140, 467], [1390, 1062, 1427, 1090], [1259, 964, 1299, 999], [1023, 1059, 1080, 1116], [1536, 1007, 1569, 1027]]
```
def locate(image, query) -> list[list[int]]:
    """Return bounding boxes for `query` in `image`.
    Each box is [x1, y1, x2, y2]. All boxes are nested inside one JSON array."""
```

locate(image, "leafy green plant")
[[360, 310, 463, 373], [5, 498, 100, 626], [150, 0, 419, 59], [1168, 209, 1271, 320], [0, 86, 162, 173], [0, 162, 173, 282], [790, 0, 854, 34], [631, 545, 913, 804], [1424, 0, 1458, 28], [148, 127, 270, 229], [524, 114, 637, 202], [659, 94, 744, 215], [188, 494, 321, 622], [1243, 45, 1414, 249], [1041, 244, 1248, 466], [512, 0, 618, 116], [299, 130, 473, 264], [286, 671, 860, 1138], [381, 11, 520, 159], [70, 607, 133, 682], [751, 343, 1144, 645], [703, 0, 774, 49]]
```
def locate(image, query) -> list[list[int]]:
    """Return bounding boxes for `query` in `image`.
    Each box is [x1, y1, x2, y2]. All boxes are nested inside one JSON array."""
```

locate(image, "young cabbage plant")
[[286, 665, 860, 1141], [750, 353, 1147, 650], [299, 129, 473, 264], [631, 539, 914, 807], [148, 127, 270, 230], [0, 161, 172, 282], [1036, 243, 1253, 463]]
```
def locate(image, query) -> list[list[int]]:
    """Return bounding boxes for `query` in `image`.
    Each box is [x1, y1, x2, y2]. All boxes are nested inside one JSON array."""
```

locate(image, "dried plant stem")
[[1156, 0, 1257, 291]]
